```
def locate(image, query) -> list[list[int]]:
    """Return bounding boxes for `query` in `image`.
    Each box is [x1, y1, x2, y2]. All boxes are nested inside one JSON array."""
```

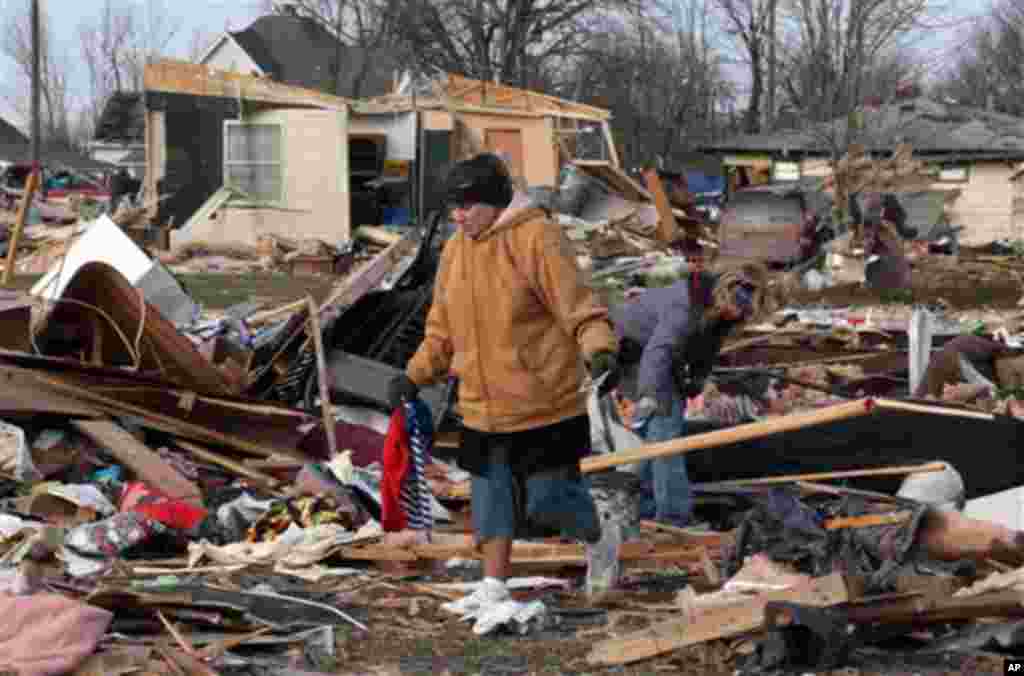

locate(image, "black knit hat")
[[443, 153, 514, 209]]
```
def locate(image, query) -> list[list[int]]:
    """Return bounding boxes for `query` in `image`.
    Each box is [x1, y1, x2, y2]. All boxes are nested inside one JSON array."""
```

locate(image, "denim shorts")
[[471, 460, 600, 543]]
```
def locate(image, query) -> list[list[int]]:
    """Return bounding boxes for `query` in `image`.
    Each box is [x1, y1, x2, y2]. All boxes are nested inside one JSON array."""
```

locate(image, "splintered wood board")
[[586, 572, 848, 666]]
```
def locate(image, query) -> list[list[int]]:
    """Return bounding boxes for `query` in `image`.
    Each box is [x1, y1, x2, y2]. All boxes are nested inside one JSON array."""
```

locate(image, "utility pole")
[[767, 0, 776, 132], [31, 0, 40, 167]]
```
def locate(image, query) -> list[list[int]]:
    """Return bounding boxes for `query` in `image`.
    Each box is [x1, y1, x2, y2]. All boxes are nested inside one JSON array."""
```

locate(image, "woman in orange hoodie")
[[388, 154, 621, 613]]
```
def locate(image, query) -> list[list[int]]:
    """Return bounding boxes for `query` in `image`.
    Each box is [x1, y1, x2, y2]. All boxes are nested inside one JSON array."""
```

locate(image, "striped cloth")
[[398, 398, 435, 532]]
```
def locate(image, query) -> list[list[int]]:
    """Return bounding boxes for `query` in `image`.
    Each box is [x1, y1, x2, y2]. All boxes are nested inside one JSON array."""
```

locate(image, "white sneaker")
[[440, 577, 510, 616]]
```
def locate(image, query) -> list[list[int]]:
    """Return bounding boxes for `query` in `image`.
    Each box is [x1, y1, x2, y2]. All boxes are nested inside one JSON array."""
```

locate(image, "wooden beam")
[[307, 294, 338, 458], [446, 399, 876, 499], [144, 60, 350, 112], [643, 168, 678, 245], [173, 438, 282, 491], [602, 121, 621, 168], [317, 231, 417, 314], [337, 539, 710, 566], [695, 462, 947, 490], [872, 398, 996, 421], [583, 399, 874, 473], [40, 374, 289, 459], [73, 420, 202, 505], [587, 573, 848, 666], [2, 168, 39, 286]]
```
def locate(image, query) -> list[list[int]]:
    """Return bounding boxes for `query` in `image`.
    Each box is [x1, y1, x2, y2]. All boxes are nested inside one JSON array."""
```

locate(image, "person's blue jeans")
[[635, 394, 692, 527]]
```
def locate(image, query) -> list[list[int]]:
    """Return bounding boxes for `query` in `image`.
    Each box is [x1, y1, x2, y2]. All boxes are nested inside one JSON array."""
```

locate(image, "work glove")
[[387, 374, 419, 410], [588, 350, 620, 397]]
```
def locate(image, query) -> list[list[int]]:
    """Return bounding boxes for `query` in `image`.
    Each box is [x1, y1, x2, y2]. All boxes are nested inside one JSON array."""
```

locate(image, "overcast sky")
[[0, 0, 983, 132], [0, 0, 267, 128]]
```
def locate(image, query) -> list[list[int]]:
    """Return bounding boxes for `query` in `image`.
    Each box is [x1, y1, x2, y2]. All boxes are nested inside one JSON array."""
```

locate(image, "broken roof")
[[361, 72, 610, 120], [93, 92, 145, 144], [144, 60, 352, 110], [702, 98, 1024, 160], [228, 14, 400, 98]]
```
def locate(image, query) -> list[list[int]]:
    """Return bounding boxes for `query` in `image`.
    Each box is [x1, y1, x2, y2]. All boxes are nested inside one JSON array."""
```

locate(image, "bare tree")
[[77, 0, 181, 142], [1, 3, 75, 148], [933, 1, 1024, 115], [564, 1, 733, 168], [389, 0, 642, 88], [713, 0, 772, 133], [777, 0, 939, 124]]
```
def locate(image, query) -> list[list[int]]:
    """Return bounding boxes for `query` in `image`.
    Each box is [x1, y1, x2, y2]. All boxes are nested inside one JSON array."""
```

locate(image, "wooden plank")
[[601, 121, 621, 168], [144, 60, 350, 111], [582, 399, 874, 473], [173, 439, 282, 491], [573, 160, 653, 202], [695, 462, 947, 490], [73, 420, 202, 505], [41, 374, 289, 459], [643, 168, 679, 245], [873, 398, 996, 421], [2, 168, 39, 286], [446, 399, 876, 498], [337, 540, 709, 566], [824, 511, 913, 530], [307, 295, 337, 458], [317, 231, 417, 314], [586, 572, 848, 666]]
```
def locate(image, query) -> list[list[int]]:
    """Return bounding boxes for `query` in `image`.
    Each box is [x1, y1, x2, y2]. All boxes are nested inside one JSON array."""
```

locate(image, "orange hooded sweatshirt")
[[406, 205, 617, 433]]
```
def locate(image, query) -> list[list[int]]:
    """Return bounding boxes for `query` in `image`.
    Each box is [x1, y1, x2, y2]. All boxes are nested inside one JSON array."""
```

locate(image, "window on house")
[[224, 122, 284, 203], [937, 163, 969, 183], [772, 160, 800, 182]]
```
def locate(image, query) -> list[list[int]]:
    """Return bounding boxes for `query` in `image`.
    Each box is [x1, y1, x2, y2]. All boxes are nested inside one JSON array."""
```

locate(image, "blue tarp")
[[686, 170, 725, 195]]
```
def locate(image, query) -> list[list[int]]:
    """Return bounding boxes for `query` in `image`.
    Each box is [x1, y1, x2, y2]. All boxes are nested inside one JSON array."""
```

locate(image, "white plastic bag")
[[0, 421, 34, 482], [587, 390, 645, 474], [908, 307, 934, 395]]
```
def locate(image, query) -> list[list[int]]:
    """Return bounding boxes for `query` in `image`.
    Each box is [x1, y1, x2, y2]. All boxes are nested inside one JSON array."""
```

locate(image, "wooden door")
[[485, 129, 525, 181]]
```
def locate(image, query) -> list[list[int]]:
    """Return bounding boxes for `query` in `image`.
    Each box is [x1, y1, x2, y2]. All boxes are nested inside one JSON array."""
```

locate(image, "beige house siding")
[[456, 113, 558, 187], [182, 107, 350, 247], [796, 158, 1017, 244], [946, 162, 1016, 244]]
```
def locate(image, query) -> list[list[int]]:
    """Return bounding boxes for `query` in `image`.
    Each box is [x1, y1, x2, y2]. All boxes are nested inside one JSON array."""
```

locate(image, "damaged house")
[[88, 92, 146, 177], [144, 60, 617, 249], [143, 60, 355, 248], [701, 97, 1024, 245], [198, 10, 401, 99]]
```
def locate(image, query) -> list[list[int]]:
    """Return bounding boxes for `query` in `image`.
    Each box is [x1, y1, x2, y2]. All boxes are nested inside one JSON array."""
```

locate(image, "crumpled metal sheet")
[[35, 261, 234, 393]]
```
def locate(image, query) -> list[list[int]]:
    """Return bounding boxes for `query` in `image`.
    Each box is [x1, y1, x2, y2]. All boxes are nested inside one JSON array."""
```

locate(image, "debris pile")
[[2, 175, 1024, 675]]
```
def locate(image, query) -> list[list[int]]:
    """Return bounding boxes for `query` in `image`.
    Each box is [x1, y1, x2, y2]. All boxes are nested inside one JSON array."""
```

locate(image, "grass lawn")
[[9, 272, 338, 311]]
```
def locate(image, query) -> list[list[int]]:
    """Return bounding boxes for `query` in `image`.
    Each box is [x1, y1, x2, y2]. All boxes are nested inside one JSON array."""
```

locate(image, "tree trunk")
[[745, 50, 763, 134]]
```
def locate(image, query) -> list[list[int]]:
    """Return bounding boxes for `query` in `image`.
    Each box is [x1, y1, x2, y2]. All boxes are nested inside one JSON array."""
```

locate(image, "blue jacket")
[[610, 278, 706, 406]]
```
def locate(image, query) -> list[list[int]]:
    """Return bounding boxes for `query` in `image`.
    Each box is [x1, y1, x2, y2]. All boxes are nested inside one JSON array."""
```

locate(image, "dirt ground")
[[319, 584, 1005, 676], [788, 255, 1024, 309]]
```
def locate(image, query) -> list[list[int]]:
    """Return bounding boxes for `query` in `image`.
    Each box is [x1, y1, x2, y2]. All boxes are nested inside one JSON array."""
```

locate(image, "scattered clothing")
[[246, 495, 366, 543], [381, 398, 435, 533]]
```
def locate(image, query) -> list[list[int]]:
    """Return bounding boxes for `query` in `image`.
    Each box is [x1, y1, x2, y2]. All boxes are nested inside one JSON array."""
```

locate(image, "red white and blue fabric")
[[381, 398, 434, 532]]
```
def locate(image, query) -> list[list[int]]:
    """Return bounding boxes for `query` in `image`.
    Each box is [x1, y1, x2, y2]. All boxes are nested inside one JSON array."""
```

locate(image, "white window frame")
[[771, 160, 801, 182], [937, 163, 970, 183], [223, 120, 286, 206]]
